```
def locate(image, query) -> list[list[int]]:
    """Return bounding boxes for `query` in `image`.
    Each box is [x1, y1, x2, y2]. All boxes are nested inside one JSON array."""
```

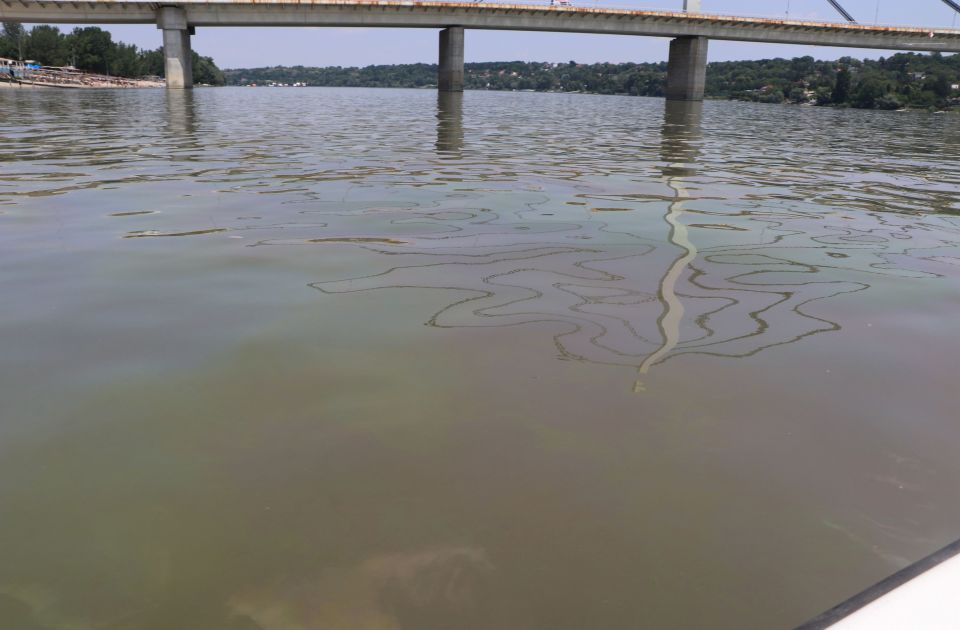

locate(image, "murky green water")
[[1, 87, 959, 629]]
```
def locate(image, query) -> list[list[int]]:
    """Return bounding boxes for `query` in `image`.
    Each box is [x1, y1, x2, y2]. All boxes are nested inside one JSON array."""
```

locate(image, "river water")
[[1, 87, 959, 629]]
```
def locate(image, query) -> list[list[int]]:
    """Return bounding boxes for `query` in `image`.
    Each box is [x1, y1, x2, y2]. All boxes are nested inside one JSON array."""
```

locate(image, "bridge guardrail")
[[7, 0, 960, 35]]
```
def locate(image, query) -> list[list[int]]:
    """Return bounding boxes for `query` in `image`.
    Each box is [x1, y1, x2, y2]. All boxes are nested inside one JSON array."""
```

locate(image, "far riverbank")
[[225, 53, 960, 112]]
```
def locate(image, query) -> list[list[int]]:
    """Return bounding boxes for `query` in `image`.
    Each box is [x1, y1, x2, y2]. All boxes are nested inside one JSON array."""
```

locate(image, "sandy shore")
[[1, 75, 163, 89]]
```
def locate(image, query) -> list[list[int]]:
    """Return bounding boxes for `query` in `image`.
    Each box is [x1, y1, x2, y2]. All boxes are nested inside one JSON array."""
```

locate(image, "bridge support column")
[[438, 27, 464, 92], [157, 6, 193, 89], [666, 36, 708, 101]]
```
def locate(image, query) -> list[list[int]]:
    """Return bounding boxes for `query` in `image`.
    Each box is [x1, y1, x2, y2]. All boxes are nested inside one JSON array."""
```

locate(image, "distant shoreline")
[[223, 55, 960, 111]]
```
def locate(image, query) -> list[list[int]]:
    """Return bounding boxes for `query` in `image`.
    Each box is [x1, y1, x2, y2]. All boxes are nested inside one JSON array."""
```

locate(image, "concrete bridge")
[[3, 0, 960, 98]]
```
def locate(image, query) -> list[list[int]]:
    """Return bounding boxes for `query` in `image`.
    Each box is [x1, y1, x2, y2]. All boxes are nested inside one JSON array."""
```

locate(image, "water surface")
[[2, 87, 960, 629]]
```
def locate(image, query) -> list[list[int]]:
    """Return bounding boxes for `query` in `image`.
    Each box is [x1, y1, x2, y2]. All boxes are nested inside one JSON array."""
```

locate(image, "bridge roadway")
[[3, 0, 960, 96]]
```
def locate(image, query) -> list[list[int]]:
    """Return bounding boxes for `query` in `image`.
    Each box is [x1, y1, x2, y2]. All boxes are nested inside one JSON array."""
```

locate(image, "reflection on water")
[[166, 88, 197, 137], [636, 100, 703, 390], [310, 98, 958, 392], [2, 88, 960, 630], [436, 91, 464, 156]]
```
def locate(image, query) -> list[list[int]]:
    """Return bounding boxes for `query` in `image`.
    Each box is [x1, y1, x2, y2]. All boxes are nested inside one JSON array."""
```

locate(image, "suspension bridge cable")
[[825, 0, 857, 22], [938, 0, 960, 14]]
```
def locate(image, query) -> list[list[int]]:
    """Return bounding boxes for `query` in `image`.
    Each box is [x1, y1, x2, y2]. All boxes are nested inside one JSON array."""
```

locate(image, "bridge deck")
[[3, 0, 960, 52]]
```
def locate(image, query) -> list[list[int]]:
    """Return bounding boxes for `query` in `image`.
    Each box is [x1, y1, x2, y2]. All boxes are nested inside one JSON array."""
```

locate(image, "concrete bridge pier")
[[665, 36, 708, 101], [157, 6, 193, 89], [438, 27, 464, 92]]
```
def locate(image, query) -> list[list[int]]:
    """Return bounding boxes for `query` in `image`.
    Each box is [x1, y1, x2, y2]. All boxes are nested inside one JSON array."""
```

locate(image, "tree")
[[832, 66, 851, 104], [26, 25, 67, 66], [852, 77, 884, 109], [192, 52, 225, 85], [924, 72, 952, 99], [788, 86, 808, 103], [139, 48, 165, 77], [788, 56, 815, 81], [908, 90, 938, 109], [1, 22, 26, 60], [110, 42, 141, 77], [65, 27, 114, 74], [814, 86, 833, 105], [875, 93, 903, 110], [759, 89, 785, 104]]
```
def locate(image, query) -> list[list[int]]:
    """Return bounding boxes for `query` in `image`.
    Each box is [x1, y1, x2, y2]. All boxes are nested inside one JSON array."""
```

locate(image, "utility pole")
[[683, 0, 701, 11]]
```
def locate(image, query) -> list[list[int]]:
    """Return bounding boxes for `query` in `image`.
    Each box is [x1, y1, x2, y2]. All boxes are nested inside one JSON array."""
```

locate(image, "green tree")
[[1, 22, 26, 60], [110, 42, 141, 77], [832, 66, 851, 104], [26, 25, 67, 66], [139, 48, 165, 77], [875, 93, 903, 110], [65, 27, 114, 74], [192, 52, 225, 85], [814, 86, 833, 105], [788, 56, 816, 81], [908, 90, 938, 109], [759, 89, 785, 104], [924, 72, 952, 99], [788, 86, 808, 103], [852, 77, 885, 109]]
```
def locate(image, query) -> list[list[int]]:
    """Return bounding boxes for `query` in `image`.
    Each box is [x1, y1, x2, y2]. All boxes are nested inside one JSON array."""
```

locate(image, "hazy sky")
[[91, 0, 960, 68]]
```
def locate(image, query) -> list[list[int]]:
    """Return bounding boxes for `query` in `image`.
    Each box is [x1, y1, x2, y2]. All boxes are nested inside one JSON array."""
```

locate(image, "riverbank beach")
[[1, 57, 162, 88]]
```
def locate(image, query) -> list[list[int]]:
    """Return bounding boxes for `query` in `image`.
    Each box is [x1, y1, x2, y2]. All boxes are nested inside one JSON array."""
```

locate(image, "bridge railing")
[[461, 0, 960, 30], [175, 0, 960, 31], [9, 0, 960, 33], [462, 0, 960, 28]]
